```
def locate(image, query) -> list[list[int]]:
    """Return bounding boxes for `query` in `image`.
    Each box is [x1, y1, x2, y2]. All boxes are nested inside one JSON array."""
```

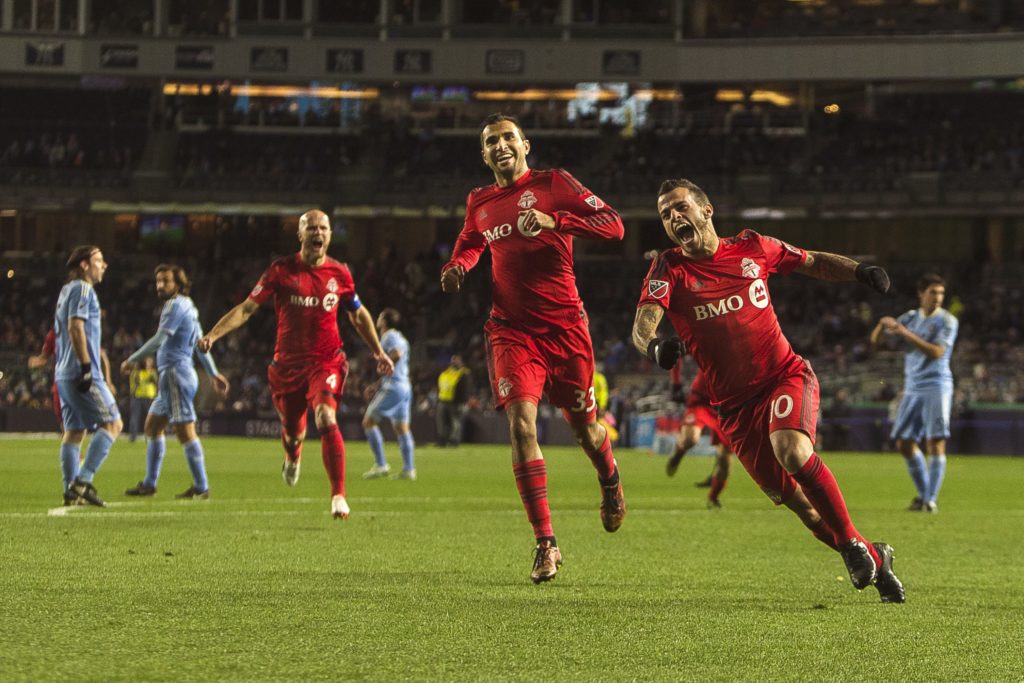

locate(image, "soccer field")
[[0, 437, 1021, 682]]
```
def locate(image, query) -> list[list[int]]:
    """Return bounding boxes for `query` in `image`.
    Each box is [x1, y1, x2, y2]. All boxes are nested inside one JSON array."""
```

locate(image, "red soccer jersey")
[[638, 230, 808, 411], [445, 168, 624, 334], [248, 254, 358, 364]]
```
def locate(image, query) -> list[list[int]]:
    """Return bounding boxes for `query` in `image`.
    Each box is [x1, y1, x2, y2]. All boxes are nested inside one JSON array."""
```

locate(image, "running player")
[[633, 178, 904, 603], [441, 114, 626, 584], [198, 210, 394, 519]]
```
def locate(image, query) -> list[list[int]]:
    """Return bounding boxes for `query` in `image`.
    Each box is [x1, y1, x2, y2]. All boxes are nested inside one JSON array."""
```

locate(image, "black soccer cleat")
[[175, 486, 210, 500], [125, 481, 157, 496], [666, 450, 686, 477], [872, 542, 905, 603], [62, 490, 84, 506], [907, 497, 923, 512], [69, 478, 107, 508], [839, 539, 877, 590], [694, 475, 713, 489]]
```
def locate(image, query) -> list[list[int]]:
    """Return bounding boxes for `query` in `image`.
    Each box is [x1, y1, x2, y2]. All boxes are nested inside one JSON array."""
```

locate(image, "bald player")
[[200, 209, 394, 519]]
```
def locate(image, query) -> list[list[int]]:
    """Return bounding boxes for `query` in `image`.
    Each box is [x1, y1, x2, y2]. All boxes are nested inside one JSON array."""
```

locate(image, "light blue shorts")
[[149, 365, 198, 424], [57, 378, 121, 431], [890, 388, 952, 442], [366, 383, 412, 424]]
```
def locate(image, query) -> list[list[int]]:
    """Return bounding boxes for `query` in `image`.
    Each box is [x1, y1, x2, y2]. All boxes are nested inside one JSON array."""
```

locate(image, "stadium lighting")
[[162, 83, 380, 99]]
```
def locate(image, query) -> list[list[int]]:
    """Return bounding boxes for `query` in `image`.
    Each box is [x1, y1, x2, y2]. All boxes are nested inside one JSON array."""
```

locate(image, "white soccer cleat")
[[391, 468, 417, 481], [362, 465, 391, 480], [282, 458, 301, 486], [331, 494, 350, 520]]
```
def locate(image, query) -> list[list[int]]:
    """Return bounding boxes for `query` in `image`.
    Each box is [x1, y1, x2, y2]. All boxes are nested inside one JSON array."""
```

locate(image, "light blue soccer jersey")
[[54, 279, 103, 380], [897, 307, 958, 392], [381, 329, 410, 388], [156, 295, 203, 372]]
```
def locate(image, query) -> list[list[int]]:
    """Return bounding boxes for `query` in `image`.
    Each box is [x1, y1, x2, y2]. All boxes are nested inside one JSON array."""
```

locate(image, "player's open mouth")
[[311, 238, 324, 248], [674, 223, 695, 244], [495, 153, 514, 165]]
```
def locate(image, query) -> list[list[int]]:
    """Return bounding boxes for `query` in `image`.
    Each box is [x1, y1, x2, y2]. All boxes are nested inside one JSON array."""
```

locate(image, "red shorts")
[[267, 353, 348, 435], [717, 358, 819, 505], [484, 318, 597, 426], [683, 403, 728, 447]]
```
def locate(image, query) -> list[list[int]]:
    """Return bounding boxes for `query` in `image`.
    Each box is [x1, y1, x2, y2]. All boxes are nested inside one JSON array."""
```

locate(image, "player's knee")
[[361, 414, 377, 430], [509, 415, 537, 446], [106, 420, 123, 439]]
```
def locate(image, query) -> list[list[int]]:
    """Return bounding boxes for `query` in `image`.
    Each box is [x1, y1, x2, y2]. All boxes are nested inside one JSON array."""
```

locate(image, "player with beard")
[[441, 114, 626, 584], [122, 264, 230, 499], [199, 210, 394, 519], [632, 178, 905, 603]]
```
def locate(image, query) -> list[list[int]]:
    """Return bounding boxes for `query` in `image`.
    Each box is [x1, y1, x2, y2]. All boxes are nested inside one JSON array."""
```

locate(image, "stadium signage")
[[326, 48, 363, 74], [251, 47, 288, 73], [394, 49, 431, 75], [25, 41, 64, 67], [486, 50, 524, 74], [602, 50, 640, 76], [100, 44, 139, 69], [175, 45, 214, 70]]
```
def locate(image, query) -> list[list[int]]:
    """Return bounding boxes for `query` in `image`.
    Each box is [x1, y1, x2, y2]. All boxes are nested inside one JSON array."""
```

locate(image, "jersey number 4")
[[325, 374, 339, 390], [572, 387, 596, 413]]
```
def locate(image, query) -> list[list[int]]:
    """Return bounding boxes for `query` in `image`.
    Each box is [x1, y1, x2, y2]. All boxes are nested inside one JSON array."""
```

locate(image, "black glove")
[[647, 337, 685, 370], [671, 383, 687, 404], [855, 263, 891, 295], [77, 362, 93, 393]]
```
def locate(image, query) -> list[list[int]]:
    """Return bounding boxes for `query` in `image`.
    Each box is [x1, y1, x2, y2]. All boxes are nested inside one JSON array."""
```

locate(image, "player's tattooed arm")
[[632, 304, 665, 355], [795, 251, 859, 281]]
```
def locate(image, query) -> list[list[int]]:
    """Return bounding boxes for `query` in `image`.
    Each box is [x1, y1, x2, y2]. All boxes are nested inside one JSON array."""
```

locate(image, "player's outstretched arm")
[[796, 251, 891, 294], [198, 299, 259, 352], [348, 306, 395, 376]]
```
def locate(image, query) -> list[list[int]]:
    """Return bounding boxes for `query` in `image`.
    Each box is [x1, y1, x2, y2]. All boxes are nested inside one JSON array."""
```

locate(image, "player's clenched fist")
[[441, 265, 464, 294], [197, 336, 213, 353], [518, 209, 556, 233]]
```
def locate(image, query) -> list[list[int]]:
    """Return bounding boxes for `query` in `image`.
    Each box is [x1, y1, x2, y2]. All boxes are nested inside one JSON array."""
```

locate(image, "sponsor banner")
[[326, 48, 364, 74], [486, 49, 524, 74], [26, 41, 64, 67], [175, 45, 214, 70], [394, 49, 431, 75], [250, 46, 288, 73], [602, 49, 640, 76], [100, 44, 139, 69]]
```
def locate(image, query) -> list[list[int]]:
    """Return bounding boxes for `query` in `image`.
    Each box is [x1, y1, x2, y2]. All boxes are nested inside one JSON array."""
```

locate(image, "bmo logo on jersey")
[[692, 280, 770, 320], [289, 294, 339, 311], [483, 223, 512, 243]]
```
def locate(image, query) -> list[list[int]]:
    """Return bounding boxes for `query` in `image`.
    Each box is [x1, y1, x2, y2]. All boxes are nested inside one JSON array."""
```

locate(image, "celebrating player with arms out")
[[441, 114, 626, 584], [199, 210, 394, 520], [633, 179, 905, 602]]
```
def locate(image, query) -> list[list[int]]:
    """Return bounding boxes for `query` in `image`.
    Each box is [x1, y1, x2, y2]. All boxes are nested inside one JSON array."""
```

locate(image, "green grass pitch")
[[0, 437, 1021, 681]]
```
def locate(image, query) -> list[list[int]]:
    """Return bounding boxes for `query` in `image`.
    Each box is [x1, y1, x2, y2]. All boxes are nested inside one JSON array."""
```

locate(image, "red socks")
[[793, 454, 881, 565], [281, 430, 302, 463], [513, 459, 554, 540], [320, 424, 346, 497], [583, 430, 617, 483]]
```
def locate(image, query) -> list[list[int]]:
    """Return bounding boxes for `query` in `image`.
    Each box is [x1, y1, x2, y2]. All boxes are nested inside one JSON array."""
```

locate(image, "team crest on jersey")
[[517, 191, 537, 210], [741, 258, 761, 279], [648, 280, 669, 299], [584, 195, 605, 209], [326, 278, 338, 293], [498, 377, 512, 398]]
